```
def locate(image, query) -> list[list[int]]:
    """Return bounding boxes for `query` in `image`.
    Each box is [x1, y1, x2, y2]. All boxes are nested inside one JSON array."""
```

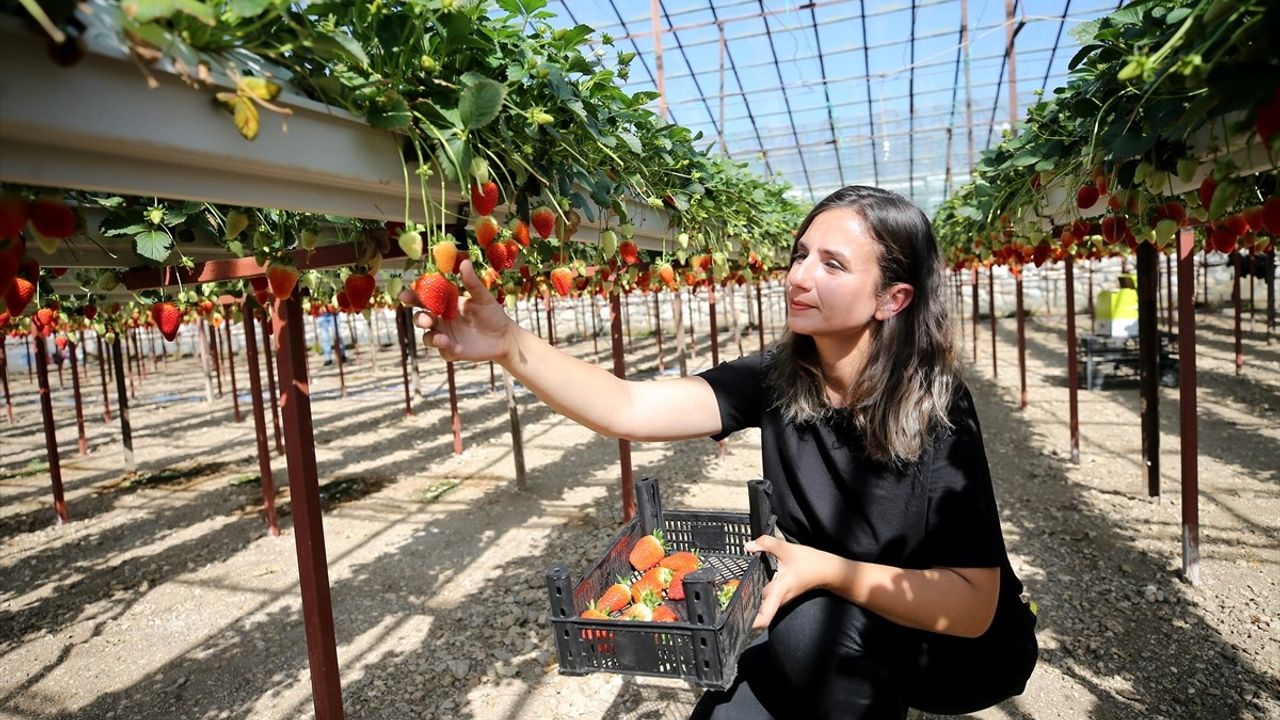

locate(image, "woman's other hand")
[[745, 534, 841, 630], [400, 259, 515, 363]]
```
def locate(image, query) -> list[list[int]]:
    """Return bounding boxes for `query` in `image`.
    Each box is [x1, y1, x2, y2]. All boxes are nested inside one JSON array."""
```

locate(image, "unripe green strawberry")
[[619, 223, 634, 239], [399, 229, 424, 260], [300, 227, 320, 250], [224, 210, 249, 241], [387, 275, 404, 298], [600, 229, 618, 257]]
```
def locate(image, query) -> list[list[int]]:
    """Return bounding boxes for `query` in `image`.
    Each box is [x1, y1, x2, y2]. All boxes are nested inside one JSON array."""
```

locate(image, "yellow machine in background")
[[1096, 274, 1139, 337]]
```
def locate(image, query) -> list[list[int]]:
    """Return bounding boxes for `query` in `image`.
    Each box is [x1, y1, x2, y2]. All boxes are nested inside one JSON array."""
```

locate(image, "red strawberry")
[[618, 241, 640, 265], [597, 578, 632, 615], [83, 304, 97, 321], [1076, 184, 1099, 209], [199, 299, 215, 316], [344, 272, 376, 312], [485, 241, 510, 271], [475, 215, 500, 248], [0, 195, 28, 239], [413, 272, 458, 321], [1165, 202, 1188, 227], [432, 239, 460, 274], [29, 196, 76, 239], [549, 267, 575, 297], [667, 570, 689, 601], [629, 530, 666, 572], [470, 181, 499, 216], [509, 218, 530, 247], [249, 275, 270, 306], [1210, 224, 1238, 254], [580, 602, 610, 621], [656, 263, 676, 290], [4, 276, 35, 316], [652, 604, 678, 623], [35, 307, 57, 335], [1199, 176, 1217, 211], [480, 266, 500, 290], [530, 206, 555, 240], [1032, 241, 1052, 268], [501, 240, 520, 270], [265, 261, 299, 299], [1262, 197, 1280, 236], [659, 551, 701, 575], [622, 589, 661, 621], [336, 290, 351, 312], [150, 302, 183, 341], [55, 335, 68, 350]]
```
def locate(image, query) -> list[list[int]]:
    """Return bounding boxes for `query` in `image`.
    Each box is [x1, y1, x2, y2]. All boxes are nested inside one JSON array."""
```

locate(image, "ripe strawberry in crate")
[[629, 530, 666, 571]]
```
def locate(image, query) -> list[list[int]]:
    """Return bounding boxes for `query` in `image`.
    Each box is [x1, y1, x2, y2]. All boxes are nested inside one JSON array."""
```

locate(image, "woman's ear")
[[875, 283, 915, 321]]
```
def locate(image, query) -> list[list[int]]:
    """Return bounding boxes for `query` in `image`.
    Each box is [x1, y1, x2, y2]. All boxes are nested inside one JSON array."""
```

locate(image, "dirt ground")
[[1, 294, 1278, 720]]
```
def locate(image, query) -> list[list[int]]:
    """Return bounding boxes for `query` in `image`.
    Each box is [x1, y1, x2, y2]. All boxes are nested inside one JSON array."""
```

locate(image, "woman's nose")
[[788, 256, 813, 289]]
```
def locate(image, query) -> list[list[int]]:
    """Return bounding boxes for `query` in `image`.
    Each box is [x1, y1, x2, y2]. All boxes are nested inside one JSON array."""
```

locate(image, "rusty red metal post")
[[209, 321, 224, 398], [971, 267, 979, 364], [1137, 242, 1160, 497], [123, 329, 136, 400], [111, 331, 135, 474], [446, 361, 462, 455], [610, 291, 635, 522], [545, 292, 556, 346], [261, 318, 283, 454], [755, 283, 765, 355], [1015, 273, 1026, 407], [1176, 228, 1200, 585], [97, 334, 110, 422], [1232, 252, 1243, 375], [1065, 257, 1080, 463], [988, 267, 998, 378], [396, 307, 413, 417], [272, 292, 346, 719], [33, 330, 68, 525], [225, 318, 242, 422], [333, 316, 347, 399], [69, 338, 87, 455], [1165, 254, 1175, 335], [654, 292, 665, 372], [708, 283, 720, 367], [1088, 260, 1096, 334], [242, 307, 280, 537], [0, 336, 13, 423], [488, 361, 495, 393]]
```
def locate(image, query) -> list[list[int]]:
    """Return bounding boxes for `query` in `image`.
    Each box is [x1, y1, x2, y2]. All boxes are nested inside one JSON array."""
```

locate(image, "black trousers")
[[690, 591, 1038, 720]]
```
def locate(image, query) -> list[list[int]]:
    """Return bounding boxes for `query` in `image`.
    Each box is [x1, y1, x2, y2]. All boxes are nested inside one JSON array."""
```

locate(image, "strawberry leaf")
[[134, 230, 174, 264], [458, 78, 506, 130]]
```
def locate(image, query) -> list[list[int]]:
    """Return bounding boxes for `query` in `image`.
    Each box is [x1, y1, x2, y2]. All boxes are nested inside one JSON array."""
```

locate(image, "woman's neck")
[[812, 328, 875, 405]]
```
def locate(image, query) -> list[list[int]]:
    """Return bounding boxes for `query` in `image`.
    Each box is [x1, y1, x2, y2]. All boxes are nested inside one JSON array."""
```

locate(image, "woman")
[[406, 186, 1037, 719]]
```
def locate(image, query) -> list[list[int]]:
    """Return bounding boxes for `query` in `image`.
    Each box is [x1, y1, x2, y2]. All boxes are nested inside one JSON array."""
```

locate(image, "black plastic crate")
[[545, 476, 775, 690]]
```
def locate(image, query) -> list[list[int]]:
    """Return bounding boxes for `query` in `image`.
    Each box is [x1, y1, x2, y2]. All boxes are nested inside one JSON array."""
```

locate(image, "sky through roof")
[[547, 0, 1125, 217]]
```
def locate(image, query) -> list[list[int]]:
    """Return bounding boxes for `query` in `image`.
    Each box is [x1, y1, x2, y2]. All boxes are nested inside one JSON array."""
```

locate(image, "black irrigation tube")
[[709, 1, 772, 176], [908, 0, 918, 202], [659, 3, 722, 144], [810, 3, 847, 188], [943, 5, 966, 202], [859, 0, 880, 184], [757, 0, 815, 198]]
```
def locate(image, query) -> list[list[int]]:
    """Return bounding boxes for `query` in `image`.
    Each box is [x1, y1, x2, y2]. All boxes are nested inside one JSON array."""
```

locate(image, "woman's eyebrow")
[[794, 240, 850, 263]]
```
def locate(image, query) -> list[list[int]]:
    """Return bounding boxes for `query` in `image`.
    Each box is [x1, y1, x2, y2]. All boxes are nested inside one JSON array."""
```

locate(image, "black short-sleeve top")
[[698, 352, 1024, 609]]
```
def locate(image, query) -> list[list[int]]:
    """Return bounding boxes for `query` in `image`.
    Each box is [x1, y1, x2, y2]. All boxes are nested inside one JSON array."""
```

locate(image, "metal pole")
[[708, 283, 720, 367], [261, 317, 283, 455], [243, 307, 280, 536], [1165, 253, 1175, 335], [652, 0, 667, 120], [756, 283, 765, 354], [271, 292, 345, 720], [1232, 252, 1243, 375], [209, 320, 223, 398], [989, 266, 998, 378], [654, 292, 665, 373], [333, 315, 347, 399], [69, 338, 87, 455], [225, 317, 242, 422], [97, 333, 110, 422], [446, 361, 462, 455], [1015, 272, 1027, 408], [0, 336, 13, 423], [1065, 257, 1080, 463], [124, 327, 136, 400], [971, 267, 979, 364], [1176, 228, 1200, 585], [197, 317, 215, 403], [673, 288, 687, 376], [504, 368, 527, 490], [1088, 260, 1096, 334], [396, 307, 413, 417], [611, 291, 635, 522], [1137, 242, 1160, 497], [590, 294, 600, 358], [545, 292, 555, 346], [33, 330, 68, 524], [111, 330, 135, 474]]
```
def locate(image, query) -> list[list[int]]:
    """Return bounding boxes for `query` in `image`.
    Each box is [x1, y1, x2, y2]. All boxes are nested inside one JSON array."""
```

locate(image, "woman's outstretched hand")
[[399, 259, 515, 363], [745, 534, 840, 630]]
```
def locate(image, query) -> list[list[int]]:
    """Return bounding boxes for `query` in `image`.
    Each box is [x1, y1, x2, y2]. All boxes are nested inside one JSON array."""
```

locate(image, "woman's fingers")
[[753, 582, 782, 629], [458, 259, 491, 302]]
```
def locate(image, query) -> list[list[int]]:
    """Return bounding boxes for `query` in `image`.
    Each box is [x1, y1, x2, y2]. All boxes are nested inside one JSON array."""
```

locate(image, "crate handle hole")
[[703, 660, 710, 670]]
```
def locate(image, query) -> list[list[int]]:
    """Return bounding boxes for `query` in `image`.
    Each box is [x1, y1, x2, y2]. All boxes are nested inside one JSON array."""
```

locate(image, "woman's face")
[[785, 207, 888, 339]]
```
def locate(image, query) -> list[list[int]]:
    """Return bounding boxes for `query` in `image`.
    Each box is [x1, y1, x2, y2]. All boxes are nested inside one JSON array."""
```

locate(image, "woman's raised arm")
[[404, 259, 723, 442]]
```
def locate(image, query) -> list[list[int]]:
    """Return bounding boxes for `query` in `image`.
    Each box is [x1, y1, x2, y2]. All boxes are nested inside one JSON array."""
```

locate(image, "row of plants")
[[932, 0, 1280, 271], [1, 0, 805, 328]]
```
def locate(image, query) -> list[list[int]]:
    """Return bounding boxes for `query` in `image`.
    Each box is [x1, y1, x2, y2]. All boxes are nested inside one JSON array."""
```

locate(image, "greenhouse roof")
[[548, 0, 1126, 215]]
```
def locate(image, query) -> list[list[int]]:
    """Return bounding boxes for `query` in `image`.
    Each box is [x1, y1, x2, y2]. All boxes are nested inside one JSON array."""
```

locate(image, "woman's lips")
[[789, 299, 815, 311]]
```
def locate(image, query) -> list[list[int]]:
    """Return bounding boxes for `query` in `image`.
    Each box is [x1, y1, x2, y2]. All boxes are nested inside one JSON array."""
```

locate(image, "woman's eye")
[[825, 261, 843, 270], [791, 252, 806, 263]]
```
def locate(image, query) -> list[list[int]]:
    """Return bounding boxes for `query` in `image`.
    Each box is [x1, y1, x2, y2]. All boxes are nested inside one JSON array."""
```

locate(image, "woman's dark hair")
[[767, 185, 961, 465]]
